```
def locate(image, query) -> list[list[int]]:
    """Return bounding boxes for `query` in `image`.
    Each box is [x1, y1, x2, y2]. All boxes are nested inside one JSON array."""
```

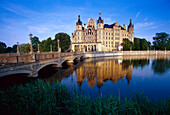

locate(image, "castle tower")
[[88, 14, 95, 30], [128, 19, 134, 42], [97, 12, 104, 44], [97, 12, 104, 29], [76, 15, 82, 30]]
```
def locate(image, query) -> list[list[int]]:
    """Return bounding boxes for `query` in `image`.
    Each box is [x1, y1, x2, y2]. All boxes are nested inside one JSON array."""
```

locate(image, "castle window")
[[106, 32, 107, 35], [109, 33, 110, 35], [109, 37, 110, 40], [78, 32, 79, 35], [84, 37, 85, 39], [115, 42, 119, 47], [78, 37, 79, 39], [83, 33, 85, 35], [106, 37, 107, 39], [115, 37, 119, 40], [112, 37, 113, 39], [99, 36, 101, 39], [115, 33, 120, 36], [99, 31, 101, 34]]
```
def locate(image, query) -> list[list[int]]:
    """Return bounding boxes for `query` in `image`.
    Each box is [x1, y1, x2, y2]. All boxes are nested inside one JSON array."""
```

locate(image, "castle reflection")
[[46, 55, 169, 90], [76, 58, 133, 88]]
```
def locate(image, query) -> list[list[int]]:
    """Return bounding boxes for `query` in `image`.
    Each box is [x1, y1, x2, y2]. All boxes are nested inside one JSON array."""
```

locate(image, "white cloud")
[[135, 10, 142, 20], [144, 17, 148, 21], [135, 22, 154, 29]]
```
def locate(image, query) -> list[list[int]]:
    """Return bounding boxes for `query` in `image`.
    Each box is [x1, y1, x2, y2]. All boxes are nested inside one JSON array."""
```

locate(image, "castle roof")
[[104, 23, 126, 30]]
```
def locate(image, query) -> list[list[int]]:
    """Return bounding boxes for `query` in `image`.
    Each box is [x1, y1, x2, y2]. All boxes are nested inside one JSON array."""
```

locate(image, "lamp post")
[[17, 42, 20, 55], [57, 39, 61, 52], [29, 33, 33, 54], [50, 44, 52, 53], [37, 44, 40, 53]]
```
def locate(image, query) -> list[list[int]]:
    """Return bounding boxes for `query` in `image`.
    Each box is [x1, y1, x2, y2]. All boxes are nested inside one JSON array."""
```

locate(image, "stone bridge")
[[0, 50, 169, 77], [0, 52, 84, 77]]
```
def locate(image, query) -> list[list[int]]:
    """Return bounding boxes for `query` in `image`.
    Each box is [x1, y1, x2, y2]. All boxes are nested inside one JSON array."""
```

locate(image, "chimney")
[[123, 24, 125, 29], [78, 15, 80, 20], [84, 24, 86, 29]]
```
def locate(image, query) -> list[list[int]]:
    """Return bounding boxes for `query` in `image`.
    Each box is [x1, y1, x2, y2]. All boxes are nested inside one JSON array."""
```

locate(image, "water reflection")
[[76, 58, 133, 88], [152, 59, 170, 74]]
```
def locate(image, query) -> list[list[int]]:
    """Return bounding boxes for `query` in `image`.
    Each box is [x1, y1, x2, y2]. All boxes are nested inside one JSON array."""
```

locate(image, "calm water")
[[54, 56, 170, 100], [0, 55, 170, 100]]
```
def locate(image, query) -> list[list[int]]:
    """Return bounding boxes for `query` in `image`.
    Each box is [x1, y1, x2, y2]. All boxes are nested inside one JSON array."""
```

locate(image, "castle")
[[71, 13, 134, 52]]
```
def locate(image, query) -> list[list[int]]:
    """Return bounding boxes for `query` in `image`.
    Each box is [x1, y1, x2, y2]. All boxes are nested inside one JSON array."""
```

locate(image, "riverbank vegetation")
[[0, 79, 169, 115], [121, 32, 170, 51]]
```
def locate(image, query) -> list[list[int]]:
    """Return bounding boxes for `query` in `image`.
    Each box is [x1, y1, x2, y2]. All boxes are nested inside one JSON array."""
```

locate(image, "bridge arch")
[[37, 62, 60, 73], [60, 59, 73, 69], [0, 70, 32, 78]]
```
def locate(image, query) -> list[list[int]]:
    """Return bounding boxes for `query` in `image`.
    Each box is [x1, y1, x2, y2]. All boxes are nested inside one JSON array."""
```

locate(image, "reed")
[[0, 79, 169, 115]]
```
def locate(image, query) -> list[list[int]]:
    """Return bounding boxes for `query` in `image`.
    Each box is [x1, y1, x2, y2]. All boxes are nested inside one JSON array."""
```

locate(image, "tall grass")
[[0, 79, 169, 115]]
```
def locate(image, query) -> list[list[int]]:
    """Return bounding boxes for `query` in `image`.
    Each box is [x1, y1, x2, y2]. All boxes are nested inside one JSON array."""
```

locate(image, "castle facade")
[[71, 13, 134, 52]]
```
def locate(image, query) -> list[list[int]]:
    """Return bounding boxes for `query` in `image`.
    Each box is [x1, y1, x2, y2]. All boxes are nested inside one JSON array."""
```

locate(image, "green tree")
[[32, 36, 40, 52], [39, 37, 53, 52], [6, 47, 13, 53], [0, 41, 7, 53], [12, 44, 17, 53], [54, 33, 71, 52], [121, 38, 133, 51], [19, 43, 30, 53], [152, 32, 170, 50], [133, 37, 140, 50], [140, 38, 149, 50]]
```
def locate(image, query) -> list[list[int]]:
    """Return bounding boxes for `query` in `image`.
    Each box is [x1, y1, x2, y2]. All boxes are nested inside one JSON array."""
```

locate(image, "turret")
[[128, 19, 134, 32], [128, 19, 134, 42], [97, 12, 104, 29], [76, 15, 82, 30], [88, 14, 95, 29]]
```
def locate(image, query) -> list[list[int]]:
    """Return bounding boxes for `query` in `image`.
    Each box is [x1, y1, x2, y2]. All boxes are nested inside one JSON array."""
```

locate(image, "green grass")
[[0, 79, 169, 115]]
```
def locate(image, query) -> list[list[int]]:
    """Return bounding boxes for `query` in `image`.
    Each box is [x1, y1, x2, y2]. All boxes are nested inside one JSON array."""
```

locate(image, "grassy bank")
[[0, 79, 169, 115]]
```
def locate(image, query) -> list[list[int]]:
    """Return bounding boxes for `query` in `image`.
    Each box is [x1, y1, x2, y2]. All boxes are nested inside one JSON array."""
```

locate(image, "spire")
[[99, 12, 101, 17], [76, 14, 82, 25], [91, 14, 92, 19], [78, 15, 80, 20], [128, 19, 134, 32], [129, 19, 132, 26], [97, 12, 103, 24]]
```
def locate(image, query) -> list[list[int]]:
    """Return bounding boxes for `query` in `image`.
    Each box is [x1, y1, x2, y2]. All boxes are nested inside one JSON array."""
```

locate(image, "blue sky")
[[0, 0, 170, 47]]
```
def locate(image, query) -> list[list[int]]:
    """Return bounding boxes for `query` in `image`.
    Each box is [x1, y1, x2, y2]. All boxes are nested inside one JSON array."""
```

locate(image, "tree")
[[133, 37, 140, 50], [39, 37, 53, 52], [32, 36, 40, 52], [152, 32, 170, 50], [54, 33, 71, 52], [6, 47, 13, 53], [12, 44, 17, 53], [19, 43, 30, 53], [121, 38, 133, 51], [0, 41, 7, 53], [140, 38, 149, 50]]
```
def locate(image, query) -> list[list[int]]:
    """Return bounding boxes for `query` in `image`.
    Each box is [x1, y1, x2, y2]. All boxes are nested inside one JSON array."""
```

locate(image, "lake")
[[42, 55, 170, 100], [0, 55, 170, 101]]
